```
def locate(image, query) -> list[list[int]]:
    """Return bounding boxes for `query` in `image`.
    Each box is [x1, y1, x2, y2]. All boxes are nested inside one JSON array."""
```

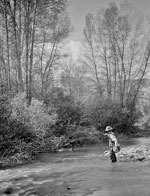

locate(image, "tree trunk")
[[28, 6, 37, 105]]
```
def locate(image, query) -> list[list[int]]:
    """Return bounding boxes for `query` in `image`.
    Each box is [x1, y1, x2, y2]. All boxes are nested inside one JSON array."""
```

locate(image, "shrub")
[[0, 95, 11, 132], [0, 95, 36, 157], [46, 87, 83, 136], [87, 101, 138, 135], [53, 102, 83, 135], [11, 92, 57, 137], [0, 93, 59, 167]]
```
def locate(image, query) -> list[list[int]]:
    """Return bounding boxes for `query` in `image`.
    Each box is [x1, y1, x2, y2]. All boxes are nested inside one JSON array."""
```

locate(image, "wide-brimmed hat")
[[105, 126, 113, 132]]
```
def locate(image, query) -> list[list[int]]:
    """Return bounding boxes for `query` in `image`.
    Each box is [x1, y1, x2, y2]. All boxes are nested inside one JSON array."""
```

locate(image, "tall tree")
[[83, 13, 103, 98], [0, 0, 70, 104], [60, 57, 87, 104], [33, 10, 71, 101], [83, 1, 150, 110]]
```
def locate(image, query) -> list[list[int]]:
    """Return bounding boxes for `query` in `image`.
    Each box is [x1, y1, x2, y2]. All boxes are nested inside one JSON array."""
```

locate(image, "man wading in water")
[[104, 126, 120, 162]]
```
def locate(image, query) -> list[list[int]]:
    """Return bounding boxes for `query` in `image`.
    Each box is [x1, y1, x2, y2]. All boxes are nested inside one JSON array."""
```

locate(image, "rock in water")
[[4, 187, 13, 194]]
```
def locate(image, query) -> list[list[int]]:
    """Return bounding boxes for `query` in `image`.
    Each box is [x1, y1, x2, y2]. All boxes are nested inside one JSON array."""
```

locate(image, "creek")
[[0, 137, 150, 196]]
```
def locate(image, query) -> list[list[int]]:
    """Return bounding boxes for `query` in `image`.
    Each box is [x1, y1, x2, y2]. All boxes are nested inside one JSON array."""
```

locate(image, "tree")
[[33, 10, 71, 102], [0, 0, 70, 105], [83, 1, 150, 111], [60, 57, 88, 104], [83, 13, 103, 98]]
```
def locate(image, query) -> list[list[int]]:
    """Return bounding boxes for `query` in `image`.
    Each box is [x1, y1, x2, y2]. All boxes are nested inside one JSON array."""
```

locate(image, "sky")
[[66, 0, 150, 59]]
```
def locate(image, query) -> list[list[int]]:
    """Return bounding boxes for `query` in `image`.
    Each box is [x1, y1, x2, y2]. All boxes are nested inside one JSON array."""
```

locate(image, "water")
[[0, 137, 150, 196]]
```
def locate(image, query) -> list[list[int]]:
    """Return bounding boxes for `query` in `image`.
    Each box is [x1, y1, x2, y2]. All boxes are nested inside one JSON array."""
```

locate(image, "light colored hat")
[[105, 126, 113, 132]]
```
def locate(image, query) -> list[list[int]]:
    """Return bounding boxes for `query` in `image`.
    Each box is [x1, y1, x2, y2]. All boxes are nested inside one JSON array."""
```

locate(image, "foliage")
[[0, 95, 36, 159], [11, 92, 57, 136], [0, 95, 11, 134], [87, 100, 138, 135], [83, 1, 150, 110], [0, 93, 59, 168], [0, 0, 71, 105], [68, 128, 99, 146], [47, 87, 83, 136]]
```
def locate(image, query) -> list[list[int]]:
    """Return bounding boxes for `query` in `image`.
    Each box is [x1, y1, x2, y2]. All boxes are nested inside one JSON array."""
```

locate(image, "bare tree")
[[83, 13, 103, 98], [0, 0, 70, 104], [33, 11, 71, 101], [60, 57, 88, 104], [83, 1, 150, 111]]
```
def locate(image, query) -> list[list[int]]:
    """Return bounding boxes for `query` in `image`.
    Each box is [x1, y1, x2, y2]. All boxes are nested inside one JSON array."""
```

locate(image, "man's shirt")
[[105, 132, 119, 147]]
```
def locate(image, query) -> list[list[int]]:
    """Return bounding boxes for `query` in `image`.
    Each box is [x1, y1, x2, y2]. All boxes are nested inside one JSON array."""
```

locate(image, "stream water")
[[1, 137, 150, 196]]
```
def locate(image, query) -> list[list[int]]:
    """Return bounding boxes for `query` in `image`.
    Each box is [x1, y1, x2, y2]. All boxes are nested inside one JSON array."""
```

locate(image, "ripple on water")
[[1, 144, 150, 196]]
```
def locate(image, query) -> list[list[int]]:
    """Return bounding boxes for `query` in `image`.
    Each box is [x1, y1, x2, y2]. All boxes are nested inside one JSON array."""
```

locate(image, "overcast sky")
[[66, 0, 150, 59]]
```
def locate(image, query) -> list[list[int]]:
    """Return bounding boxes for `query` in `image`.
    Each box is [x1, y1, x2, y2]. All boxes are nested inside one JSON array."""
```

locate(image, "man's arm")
[[109, 139, 112, 147]]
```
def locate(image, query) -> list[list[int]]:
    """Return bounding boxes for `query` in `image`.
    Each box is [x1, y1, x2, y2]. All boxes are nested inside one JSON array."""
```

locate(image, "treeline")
[[0, 0, 73, 167], [0, 0, 71, 103], [0, 89, 136, 167], [0, 0, 150, 167]]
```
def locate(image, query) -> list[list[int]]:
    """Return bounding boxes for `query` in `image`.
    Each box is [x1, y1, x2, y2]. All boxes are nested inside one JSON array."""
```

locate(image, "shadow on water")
[[1, 137, 150, 196]]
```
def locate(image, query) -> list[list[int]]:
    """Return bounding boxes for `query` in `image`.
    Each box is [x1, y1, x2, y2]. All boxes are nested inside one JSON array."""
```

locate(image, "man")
[[104, 126, 120, 162]]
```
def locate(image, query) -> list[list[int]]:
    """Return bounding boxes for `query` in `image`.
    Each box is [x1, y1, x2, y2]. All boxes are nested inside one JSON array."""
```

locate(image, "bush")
[[87, 101, 138, 135], [0, 95, 37, 159], [11, 92, 57, 137], [0, 93, 59, 167], [0, 95, 11, 133], [53, 102, 83, 136], [47, 88, 83, 136]]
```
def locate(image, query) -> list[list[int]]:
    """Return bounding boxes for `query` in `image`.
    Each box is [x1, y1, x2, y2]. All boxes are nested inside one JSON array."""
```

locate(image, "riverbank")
[[0, 134, 99, 169], [0, 153, 35, 169], [118, 144, 150, 162], [1, 134, 149, 169], [104, 144, 150, 162]]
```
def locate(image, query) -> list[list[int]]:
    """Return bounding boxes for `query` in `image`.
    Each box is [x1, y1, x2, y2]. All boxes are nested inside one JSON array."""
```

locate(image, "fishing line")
[[114, 161, 131, 196], [106, 155, 131, 196], [121, 173, 131, 196], [116, 160, 147, 196]]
